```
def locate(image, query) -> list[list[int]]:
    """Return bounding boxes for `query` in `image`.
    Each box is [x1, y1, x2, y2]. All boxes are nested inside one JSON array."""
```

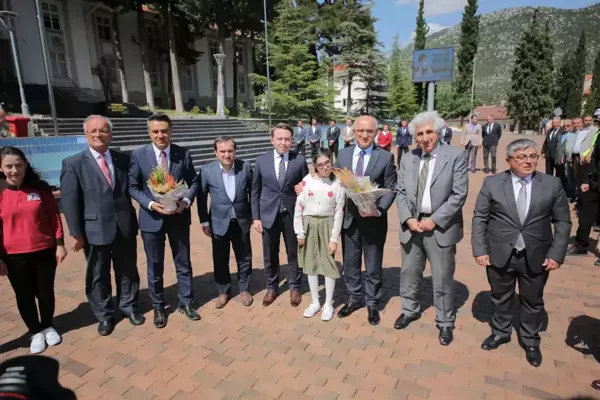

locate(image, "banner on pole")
[[412, 47, 454, 83]]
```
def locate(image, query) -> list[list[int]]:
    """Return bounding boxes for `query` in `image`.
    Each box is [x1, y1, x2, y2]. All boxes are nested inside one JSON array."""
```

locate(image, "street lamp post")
[[0, 11, 30, 115], [213, 46, 226, 117], [263, 0, 272, 127]]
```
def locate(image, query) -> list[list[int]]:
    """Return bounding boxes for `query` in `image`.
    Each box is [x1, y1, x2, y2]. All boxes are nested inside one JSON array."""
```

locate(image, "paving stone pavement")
[[1, 134, 600, 400]]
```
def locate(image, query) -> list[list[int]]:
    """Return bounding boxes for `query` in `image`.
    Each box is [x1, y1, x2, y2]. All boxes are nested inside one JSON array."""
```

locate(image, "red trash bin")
[[6, 116, 31, 137]]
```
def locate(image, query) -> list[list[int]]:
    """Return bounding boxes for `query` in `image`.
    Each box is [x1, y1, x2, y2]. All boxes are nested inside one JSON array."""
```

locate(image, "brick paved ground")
[[1, 134, 600, 399]]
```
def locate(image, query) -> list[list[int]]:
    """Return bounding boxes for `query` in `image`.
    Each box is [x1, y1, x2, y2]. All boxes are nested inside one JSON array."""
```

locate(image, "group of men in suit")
[[294, 119, 355, 158], [461, 114, 502, 174]]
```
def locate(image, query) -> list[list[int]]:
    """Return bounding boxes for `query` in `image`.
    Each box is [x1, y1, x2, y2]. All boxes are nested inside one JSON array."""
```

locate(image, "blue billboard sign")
[[412, 47, 454, 83]]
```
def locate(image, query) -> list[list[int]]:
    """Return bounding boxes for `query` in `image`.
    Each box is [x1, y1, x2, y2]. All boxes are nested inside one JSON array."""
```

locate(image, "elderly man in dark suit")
[[61, 115, 143, 336], [129, 113, 200, 328], [396, 119, 412, 166], [482, 115, 502, 174], [334, 115, 397, 326], [472, 138, 571, 367], [197, 136, 253, 308], [395, 111, 468, 346], [541, 117, 563, 176], [251, 123, 309, 307]]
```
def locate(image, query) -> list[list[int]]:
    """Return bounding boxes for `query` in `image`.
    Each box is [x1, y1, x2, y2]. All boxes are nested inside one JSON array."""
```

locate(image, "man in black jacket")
[[541, 117, 563, 176], [482, 115, 502, 174]]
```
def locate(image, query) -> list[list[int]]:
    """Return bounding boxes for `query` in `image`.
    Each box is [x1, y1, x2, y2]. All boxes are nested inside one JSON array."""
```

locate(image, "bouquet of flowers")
[[147, 166, 188, 212], [333, 168, 390, 214]]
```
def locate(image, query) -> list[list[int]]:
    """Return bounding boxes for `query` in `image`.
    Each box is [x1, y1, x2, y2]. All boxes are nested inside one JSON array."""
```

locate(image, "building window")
[[180, 64, 195, 92], [238, 73, 246, 94], [96, 16, 111, 42], [42, 2, 61, 31], [146, 26, 161, 49], [50, 52, 68, 78], [343, 99, 347, 107], [236, 46, 245, 67], [42, 1, 69, 79], [209, 40, 219, 93]]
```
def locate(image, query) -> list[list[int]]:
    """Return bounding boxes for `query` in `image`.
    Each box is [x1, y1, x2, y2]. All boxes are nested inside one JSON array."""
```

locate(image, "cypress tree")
[[554, 52, 572, 114], [564, 29, 587, 117], [413, 0, 428, 110], [388, 34, 417, 118], [584, 50, 600, 115], [452, 0, 479, 120]]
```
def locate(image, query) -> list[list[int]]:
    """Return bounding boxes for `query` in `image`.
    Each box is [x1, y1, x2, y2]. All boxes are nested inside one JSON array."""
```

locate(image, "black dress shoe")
[[367, 306, 380, 326], [154, 307, 167, 329], [439, 327, 453, 346], [178, 303, 201, 321], [98, 319, 115, 336], [393, 313, 420, 330], [566, 245, 587, 256], [525, 346, 542, 367], [125, 311, 145, 326], [337, 303, 362, 318], [481, 334, 511, 350]]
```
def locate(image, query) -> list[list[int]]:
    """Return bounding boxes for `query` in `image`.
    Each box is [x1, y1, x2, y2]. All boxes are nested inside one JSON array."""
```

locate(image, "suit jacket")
[[377, 131, 393, 151], [395, 144, 468, 247], [396, 126, 412, 148], [541, 127, 563, 161], [197, 159, 253, 237], [334, 145, 397, 229], [440, 127, 453, 144], [251, 150, 309, 229], [327, 126, 341, 145], [580, 126, 600, 157], [471, 171, 571, 273], [341, 126, 355, 145], [60, 149, 138, 246], [295, 127, 306, 143], [308, 126, 321, 143], [482, 122, 502, 147], [462, 124, 483, 146], [128, 143, 198, 233]]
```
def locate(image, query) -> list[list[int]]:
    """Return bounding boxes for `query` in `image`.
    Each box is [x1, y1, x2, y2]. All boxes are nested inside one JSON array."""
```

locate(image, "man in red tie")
[[61, 115, 143, 336]]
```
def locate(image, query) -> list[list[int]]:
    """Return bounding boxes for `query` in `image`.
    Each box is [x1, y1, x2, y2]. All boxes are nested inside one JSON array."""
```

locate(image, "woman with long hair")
[[0, 146, 67, 354]]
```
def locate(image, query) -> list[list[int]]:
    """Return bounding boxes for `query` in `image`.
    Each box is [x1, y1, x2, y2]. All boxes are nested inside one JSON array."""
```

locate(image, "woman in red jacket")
[[0, 146, 67, 354], [377, 124, 394, 157]]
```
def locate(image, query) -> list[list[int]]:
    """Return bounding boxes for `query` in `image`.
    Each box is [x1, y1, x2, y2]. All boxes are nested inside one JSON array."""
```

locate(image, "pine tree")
[[413, 0, 428, 110], [564, 29, 587, 117], [584, 50, 600, 115], [554, 52, 572, 114], [387, 34, 417, 118], [507, 10, 554, 130], [355, 48, 388, 118], [249, 0, 332, 119], [452, 0, 479, 120]]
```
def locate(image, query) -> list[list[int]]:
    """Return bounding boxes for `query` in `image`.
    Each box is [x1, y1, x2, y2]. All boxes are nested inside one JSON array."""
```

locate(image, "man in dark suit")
[[472, 139, 571, 367], [482, 115, 502, 174], [129, 113, 200, 328], [327, 120, 341, 159], [440, 120, 453, 145], [541, 117, 562, 176], [334, 115, 397, 326], [294, 120, 306, 158], [308, 119, 321, 155], [251, 123, 309, 307], [197, 136, 253, 308], [396, 119, 412, 167], [61, 115, 143, 336]]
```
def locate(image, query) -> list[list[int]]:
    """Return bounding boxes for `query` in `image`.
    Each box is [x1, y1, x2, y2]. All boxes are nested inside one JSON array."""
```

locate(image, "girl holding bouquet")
[[294, 149, 345, 321]]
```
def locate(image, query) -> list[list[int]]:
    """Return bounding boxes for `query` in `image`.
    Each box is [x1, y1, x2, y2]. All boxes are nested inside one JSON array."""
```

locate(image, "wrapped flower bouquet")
[[147, 166, 188, 212], [333, 168, 390, 214]]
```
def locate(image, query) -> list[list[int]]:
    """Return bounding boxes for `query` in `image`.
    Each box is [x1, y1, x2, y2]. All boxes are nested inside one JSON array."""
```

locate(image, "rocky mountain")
[[400, 4, 600, 104]]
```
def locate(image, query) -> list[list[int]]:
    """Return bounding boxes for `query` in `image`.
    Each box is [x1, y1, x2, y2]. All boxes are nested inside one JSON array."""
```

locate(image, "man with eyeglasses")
[[472, 139, 571, 367]]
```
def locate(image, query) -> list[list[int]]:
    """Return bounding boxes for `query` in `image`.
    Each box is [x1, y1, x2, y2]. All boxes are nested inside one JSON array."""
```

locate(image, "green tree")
[[556, 29, 587, 117], [387, 34, 417, 118], [355, 49, 388, 118], [413, 0, 428, 110], [584, 50, 600, 115], [452, 0, 479, 120], [554, 52, 571, 114], [249, 0, 332, 119], [507, 10, 554, 130]]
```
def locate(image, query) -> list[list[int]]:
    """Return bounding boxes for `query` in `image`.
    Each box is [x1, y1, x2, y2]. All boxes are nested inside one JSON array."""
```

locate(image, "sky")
[[373, 0, 598, 52]]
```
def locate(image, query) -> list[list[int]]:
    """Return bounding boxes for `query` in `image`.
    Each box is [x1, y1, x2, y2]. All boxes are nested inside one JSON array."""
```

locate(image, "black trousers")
[[397, 147, 408, 167], [212, 219, 252, 294], [262, 211, 301, 291], [482, 145, 497, 172], [575, 190, 600, 249], [310, 141, 319, 156], [296, 141, 305, 158], [342, 217, 387, 307], [555, 165, 573, 198], [545, 157, 555, 176], [344, 142, 352, 148], [6, 248, 57, 334], [84, 229, 140, 322], [331, 142, 339, 159], [141, 219, 193, 308], [486, 251, 549, 346]]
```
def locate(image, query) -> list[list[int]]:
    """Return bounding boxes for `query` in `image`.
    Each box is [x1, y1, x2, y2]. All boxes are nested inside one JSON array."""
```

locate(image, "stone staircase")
[[32, 117, 276, 170]]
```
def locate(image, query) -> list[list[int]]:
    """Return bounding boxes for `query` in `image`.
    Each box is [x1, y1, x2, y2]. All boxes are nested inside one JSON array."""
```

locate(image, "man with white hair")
[[395, 111, 468, 346]]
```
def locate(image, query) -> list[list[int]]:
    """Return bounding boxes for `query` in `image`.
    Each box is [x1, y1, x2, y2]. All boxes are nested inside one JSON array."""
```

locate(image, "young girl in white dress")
[[294, 148, 345, 321]]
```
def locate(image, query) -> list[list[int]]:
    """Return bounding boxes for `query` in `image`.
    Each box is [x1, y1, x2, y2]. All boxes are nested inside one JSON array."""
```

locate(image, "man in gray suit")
[[294, 120, 307, 157], [197, 137, 253, 308], [61, 115, 143, 336], [472, 139, 571, 367], [395, 111, 468, 346], [334, 115, 397, 326]]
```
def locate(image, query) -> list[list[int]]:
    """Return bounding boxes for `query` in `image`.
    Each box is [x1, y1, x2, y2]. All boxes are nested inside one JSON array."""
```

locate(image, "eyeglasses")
[[510, 154, 540, 162], [354, 129, 376, 134], [315, 161, 332, 169]]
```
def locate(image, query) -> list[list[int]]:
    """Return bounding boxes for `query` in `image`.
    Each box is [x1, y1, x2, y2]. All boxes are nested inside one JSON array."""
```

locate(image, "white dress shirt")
[[352, 144, 374, 174], [418, 145, 439, 214], [274, 150, 289, 180], [573, 128, 589, 155], [89, 147, 115, 185], [511, 172, 532, 215], [487, 123, 494, 134], [148, 143, 190, 211]]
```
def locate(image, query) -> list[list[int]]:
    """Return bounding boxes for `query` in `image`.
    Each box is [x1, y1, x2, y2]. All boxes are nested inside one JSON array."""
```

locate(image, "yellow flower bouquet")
[[147, 165, 188, 212], [333, 168, 390, 213]]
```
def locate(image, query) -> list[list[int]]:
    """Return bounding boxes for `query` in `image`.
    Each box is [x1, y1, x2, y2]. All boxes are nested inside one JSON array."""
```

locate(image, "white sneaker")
[[43, 327, 62, 346], [321, 306, 334, 321], [30, 333, 46, 354], [303, 303, 321, 318]]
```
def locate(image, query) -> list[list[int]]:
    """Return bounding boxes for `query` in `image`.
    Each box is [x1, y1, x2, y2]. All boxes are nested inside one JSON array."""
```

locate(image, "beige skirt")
[[298, 216, 340, 279]]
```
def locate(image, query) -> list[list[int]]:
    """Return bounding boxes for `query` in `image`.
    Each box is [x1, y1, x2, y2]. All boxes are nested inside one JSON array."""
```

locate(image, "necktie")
[[98, 153, 113, 188], [514, 179, 527, 251], [356, 150, 366, 176], [160, 151, 168, 169], [416, 153, 431, 215], [488, 125, 491, 134], [278, 155, 286, 212]]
